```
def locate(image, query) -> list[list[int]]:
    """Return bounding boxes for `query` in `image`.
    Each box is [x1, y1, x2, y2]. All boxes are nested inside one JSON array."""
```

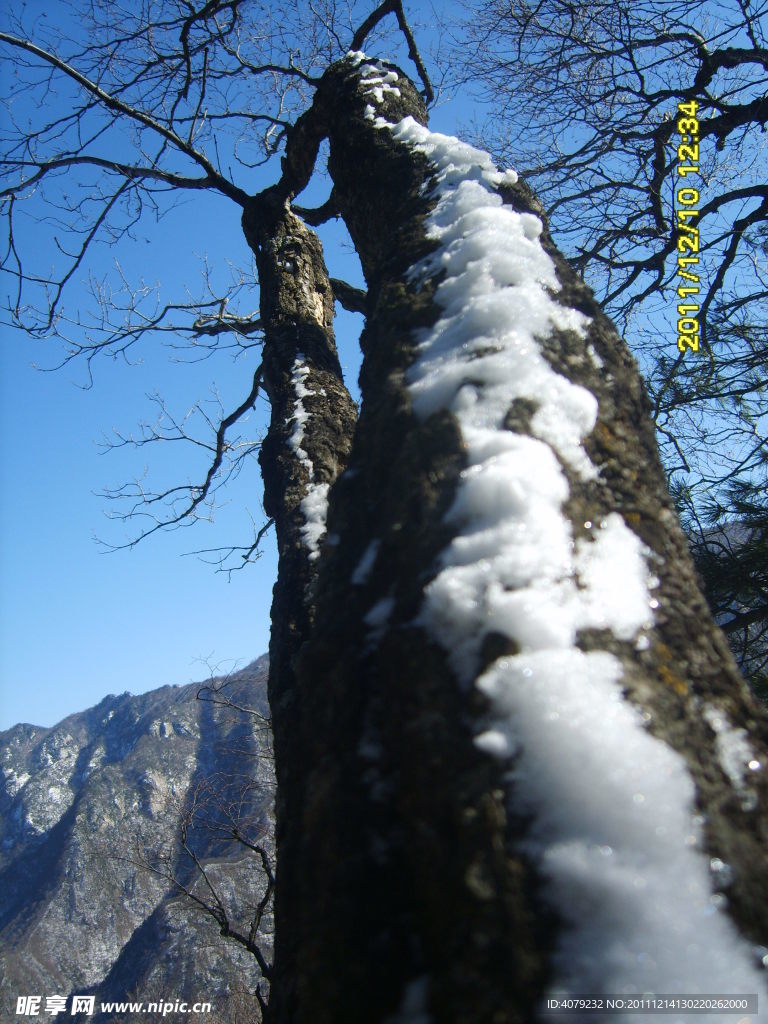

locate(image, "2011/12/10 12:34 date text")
[[675, 99, 701, 354]]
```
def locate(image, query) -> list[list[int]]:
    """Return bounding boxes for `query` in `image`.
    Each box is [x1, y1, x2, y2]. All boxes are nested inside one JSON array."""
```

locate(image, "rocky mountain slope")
[[0, 657, 273, 1022]]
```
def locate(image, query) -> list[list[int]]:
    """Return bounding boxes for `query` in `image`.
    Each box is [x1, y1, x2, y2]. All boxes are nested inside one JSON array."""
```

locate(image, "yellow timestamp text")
[[674, 100, 702, 353]]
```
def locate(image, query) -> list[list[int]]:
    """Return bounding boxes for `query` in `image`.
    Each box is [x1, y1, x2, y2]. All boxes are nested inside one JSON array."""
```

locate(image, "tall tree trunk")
[[265, 56, 768, 1024], [241, 190, 358, 1012]]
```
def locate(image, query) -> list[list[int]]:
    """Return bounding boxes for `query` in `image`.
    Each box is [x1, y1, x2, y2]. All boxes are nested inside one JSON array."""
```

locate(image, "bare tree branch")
[[351, 0, 434, 102], [330, 276, 367, 313], [0, 29, 250, 204], [98, 365, 263, 550]]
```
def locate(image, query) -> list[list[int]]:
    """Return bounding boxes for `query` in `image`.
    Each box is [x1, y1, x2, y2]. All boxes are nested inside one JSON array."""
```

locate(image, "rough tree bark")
[[242, 189, 357, 721], [241, 186, 358, 1012], [254, 56, 768, 1024]]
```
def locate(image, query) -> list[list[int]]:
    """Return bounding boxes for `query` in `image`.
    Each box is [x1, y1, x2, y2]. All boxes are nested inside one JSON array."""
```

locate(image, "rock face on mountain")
[[0, 657, 273, 1022]]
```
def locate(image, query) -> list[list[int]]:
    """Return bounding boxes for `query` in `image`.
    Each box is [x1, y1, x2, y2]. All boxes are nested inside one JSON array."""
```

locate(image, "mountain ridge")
[[0, 656, 273, 1022]]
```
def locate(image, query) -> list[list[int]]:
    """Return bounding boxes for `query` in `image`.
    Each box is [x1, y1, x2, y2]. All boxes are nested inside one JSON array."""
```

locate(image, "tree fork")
[[263, 55, 768, 1023]]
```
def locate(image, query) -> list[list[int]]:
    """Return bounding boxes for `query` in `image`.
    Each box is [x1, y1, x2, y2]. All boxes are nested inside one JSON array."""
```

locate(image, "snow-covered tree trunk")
[[263, 56, 768, 1024]]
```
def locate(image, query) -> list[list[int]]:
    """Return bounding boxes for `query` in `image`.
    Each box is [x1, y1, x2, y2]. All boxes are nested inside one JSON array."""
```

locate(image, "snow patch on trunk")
[[289, 355, 329, 561], [703, 703, 761, 810], [352, 539, 381, 586], [349, 51, 403, 106], [370, 112, 765, 997]]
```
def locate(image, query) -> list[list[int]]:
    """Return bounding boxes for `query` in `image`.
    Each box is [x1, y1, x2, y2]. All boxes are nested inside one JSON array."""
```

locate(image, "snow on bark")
[[351, 539, 381, 586], [702, 704, 761, 811], [363, 102, 766, 997], [288, 355, 330, 561]]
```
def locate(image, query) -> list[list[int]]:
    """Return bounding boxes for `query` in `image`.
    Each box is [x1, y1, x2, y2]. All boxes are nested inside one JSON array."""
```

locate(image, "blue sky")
[[0, 232, 277, 728], [0, 184, 371, 729]]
